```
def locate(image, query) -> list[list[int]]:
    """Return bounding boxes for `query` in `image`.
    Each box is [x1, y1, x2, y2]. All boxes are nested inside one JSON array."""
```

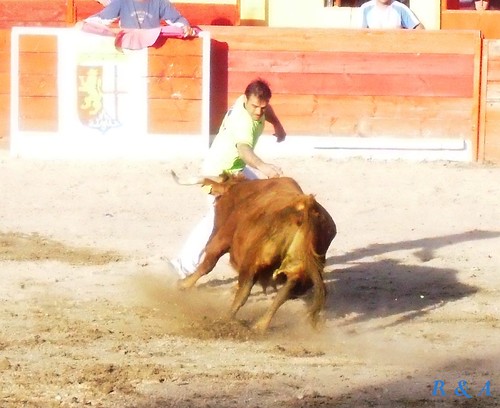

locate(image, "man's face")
[[244, 94, 269, 121], [377, 0, 393, 4]]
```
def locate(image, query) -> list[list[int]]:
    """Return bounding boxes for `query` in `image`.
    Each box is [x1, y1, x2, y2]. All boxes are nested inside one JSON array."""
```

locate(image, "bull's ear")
[[201, 176, 224, 195], [202, 182, 225, 196]]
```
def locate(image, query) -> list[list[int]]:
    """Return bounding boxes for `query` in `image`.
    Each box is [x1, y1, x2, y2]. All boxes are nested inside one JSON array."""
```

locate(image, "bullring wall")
[[2, 26, 500, 163]]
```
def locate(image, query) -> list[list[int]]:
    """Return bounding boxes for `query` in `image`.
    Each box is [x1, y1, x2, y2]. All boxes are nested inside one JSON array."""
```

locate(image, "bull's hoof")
[[177, 278, 192, 290], [251, 319, 271, 333], [308, 313, 326, 331]]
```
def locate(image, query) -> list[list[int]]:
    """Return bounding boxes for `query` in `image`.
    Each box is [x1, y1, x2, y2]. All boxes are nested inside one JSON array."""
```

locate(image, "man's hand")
[[265, 104, 286, 142], [236, 143, 282, 179], [182, 25, 196, 37], [260, 163, 282, 179], [273, 124, 286, 143]]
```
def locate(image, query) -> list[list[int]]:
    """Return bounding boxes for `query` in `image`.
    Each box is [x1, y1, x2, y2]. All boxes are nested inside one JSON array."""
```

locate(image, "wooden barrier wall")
[[0, 0, 239, 28], [207, 27, 482, 152], [3, 26, 500, 163], [478, 40, 500, 163], [441, 10, 500, 39], [147, 37, 205, 134], [0, 0, 67, 28], [9, 30, 205, 136], [0, 30, 9, 143], [18, 34, 58, 132]]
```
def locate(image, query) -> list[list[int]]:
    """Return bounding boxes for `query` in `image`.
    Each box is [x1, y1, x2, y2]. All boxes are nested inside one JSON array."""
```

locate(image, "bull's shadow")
[[322, 260, 476, 325], [326, 229, 499, 267], [322, 229, 499, 325]]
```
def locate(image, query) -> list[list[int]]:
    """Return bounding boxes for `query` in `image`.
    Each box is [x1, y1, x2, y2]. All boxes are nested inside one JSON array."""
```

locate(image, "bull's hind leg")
[[252, 277, 297, 333]]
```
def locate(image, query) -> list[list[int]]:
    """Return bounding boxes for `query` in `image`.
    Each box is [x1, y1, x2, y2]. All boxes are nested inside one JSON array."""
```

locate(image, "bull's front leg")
[[177, 254, 217, 289], [177, 242, 228, 289], [252, 276, 297, 333], [228, 277, 255, 320]]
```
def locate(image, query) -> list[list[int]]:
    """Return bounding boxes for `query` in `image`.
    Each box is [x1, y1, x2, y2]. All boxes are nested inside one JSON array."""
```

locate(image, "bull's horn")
[[170, 170, 204, 185]]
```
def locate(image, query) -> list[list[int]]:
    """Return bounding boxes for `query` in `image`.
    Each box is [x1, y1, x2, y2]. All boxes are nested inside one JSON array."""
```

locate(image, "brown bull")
[[178, 175, 337, 332]]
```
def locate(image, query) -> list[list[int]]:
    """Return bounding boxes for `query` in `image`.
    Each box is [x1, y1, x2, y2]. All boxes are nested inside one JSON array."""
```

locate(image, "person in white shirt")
[[359, 0, 425, 29]]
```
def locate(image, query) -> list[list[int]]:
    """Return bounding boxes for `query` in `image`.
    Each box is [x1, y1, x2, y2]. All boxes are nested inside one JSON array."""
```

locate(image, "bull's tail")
[[305, 243, 327, 328], [295, 195, 328, 328]]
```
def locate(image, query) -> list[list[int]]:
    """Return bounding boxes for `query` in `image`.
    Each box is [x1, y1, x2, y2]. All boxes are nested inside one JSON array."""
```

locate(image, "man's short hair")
[[245, 79, 272, 101]]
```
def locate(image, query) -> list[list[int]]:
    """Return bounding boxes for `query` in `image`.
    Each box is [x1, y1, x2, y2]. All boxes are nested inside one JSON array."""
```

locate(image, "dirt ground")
[[0, 147, 499, 407]]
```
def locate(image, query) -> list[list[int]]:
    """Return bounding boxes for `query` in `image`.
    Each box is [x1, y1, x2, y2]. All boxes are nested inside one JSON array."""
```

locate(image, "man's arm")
[[161, 1, 196, 37], [80, 0, 121, 34], [265, 104, 286, 142], [79, 18, 120, 35], [236, 143, 282, 179]]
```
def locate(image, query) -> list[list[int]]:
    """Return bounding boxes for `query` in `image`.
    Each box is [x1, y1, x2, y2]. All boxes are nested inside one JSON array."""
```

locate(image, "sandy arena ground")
[[0, 146, 499, 407]]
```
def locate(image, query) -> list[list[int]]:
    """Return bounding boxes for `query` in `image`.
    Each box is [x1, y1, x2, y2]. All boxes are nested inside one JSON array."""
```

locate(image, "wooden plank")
[[0, 52, 10, 74], [487, 40, 500, 56], [148, 38, 203, 57], [481, 40, 500, 163], [75, 0, 102, 21], [148, 98, 201, 134], [477, 39, 489, 162], [19, 74, 58, 97], [483, 144, 500, 162], [486, 60, 500, 81], [0, 21, 67, 28], [0, 94, 9, 139], [228, 51, 475, 77], [265, 95, 475, 118], [256, 112, 471, 138], [204, 26, 481, 54], [227, 71, 473, 98], [471, 17, 483, 161], [19, 35, 58, 53], [0, 72, 9, 92], [484, 105, 500, 123], [441, 10, 500, 39], [148, 76, 203, 100], [19, 96, 58, 132], [0, 94, 9, 110], [148, 120, 201, 134], [148, 55, 202, 78], [0, 30, 9, 140], [485, 82, 500, 101], [0, 29, 10, 51], [15, 36, 59, 134], [225, 93, 474, 138], [0, 1, 66, 24], [19, 53, 58, 75]]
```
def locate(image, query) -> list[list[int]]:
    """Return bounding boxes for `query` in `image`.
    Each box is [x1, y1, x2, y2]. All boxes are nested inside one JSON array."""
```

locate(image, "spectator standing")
[[359, 0, 424, 29], [83, 0, 195, 37]]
